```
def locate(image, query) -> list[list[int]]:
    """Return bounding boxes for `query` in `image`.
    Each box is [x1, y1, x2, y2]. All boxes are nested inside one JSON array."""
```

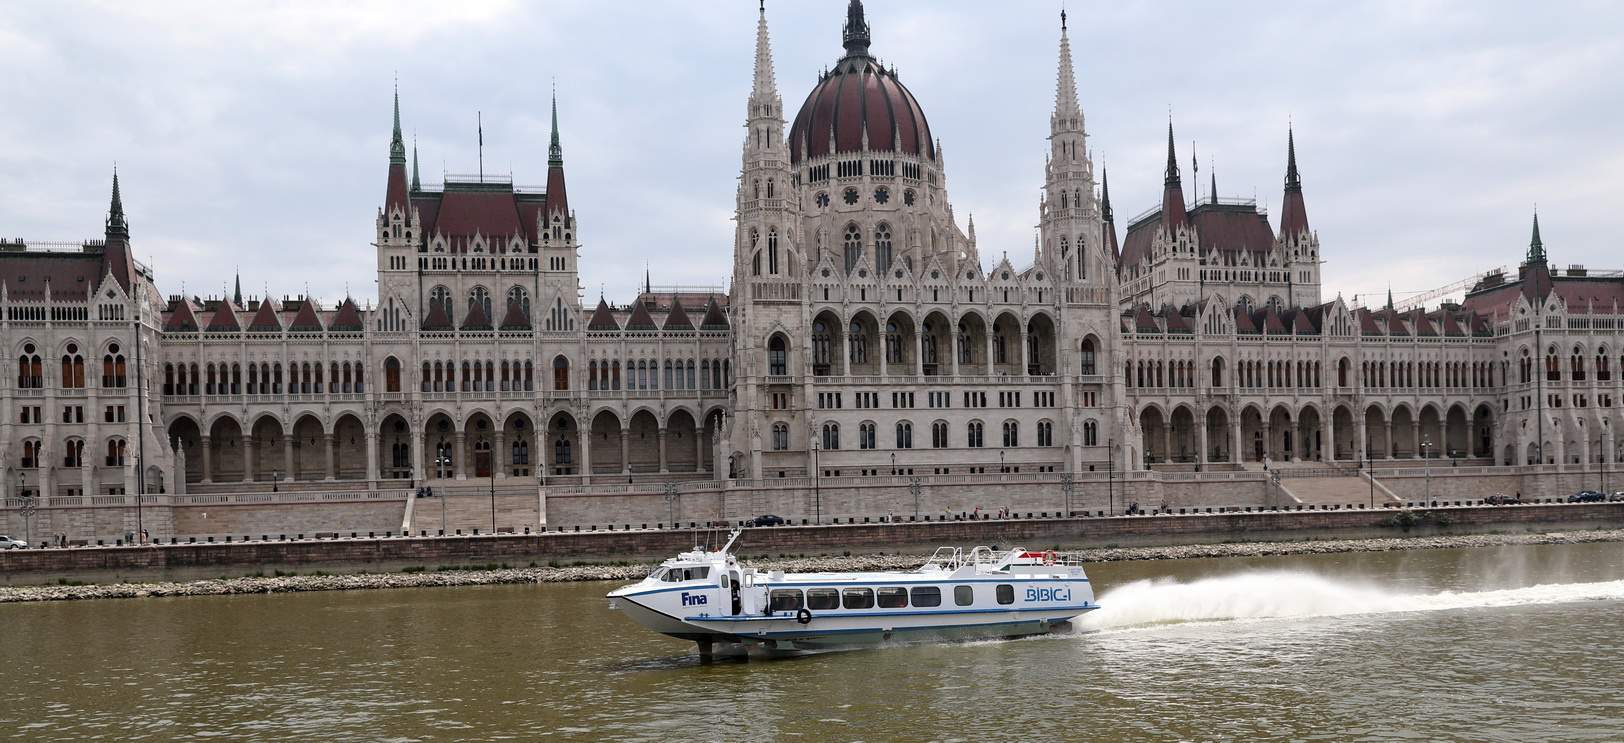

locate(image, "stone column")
[[1197, 421, 1208, 465], [324, 434, 336, 481], [1323, 418, 1334, 462], [878, 340, 887, 378], [658, 427, 668, 473], [840, 329, 851, 377], [1357, 411, 1368, 462], [244, 436, 255, 482], [986, 332, 995, 375], [410, 427, 423, 483], [620, 428, 631, 475], [695, 423, 705, 472], [947, 330, 958, 377], [454, 432, 467, 480], [1412, 420, 1422, 459], [365, 431, 379, 485], [1231, 420, 1242, 464], [580, 426, 592, 482], [1019, 327, 1030, 377], [1163, 426, 1173, 465], [493, 431, 506, 479], [1261, 423, 1271, 462], [1383, 421, 1393, 459], [283, 435, 294, 481], [200, 435, 213, 484]]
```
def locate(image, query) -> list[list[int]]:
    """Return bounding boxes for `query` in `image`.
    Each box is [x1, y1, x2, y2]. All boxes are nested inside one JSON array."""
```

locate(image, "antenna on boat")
[[721, 528, 743, 555]]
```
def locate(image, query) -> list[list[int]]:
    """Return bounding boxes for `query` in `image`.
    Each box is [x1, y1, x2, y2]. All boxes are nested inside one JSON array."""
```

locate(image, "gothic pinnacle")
[[549, 85, 564, 166]]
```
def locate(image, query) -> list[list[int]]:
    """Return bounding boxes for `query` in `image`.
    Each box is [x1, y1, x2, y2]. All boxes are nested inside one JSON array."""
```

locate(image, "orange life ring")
[[1043, 550, 1057, 566]]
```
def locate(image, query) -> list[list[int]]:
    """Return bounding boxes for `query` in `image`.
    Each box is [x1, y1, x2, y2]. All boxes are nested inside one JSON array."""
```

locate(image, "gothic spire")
[[842, 0, 871, 58], [548, 86, 564, 167], [751, 0, 779, 106], [410, 136, 421, 192], [1279, 125, 1310, 238], [107, 166, 127, 235], [1528, 209, 1546, 266], [1100, 169, 1114, 224], [1052, 9, 1081, 125], [233, 271, 243, 307], [390, 80, 406, 164], [1161, 121, 1187, 229]]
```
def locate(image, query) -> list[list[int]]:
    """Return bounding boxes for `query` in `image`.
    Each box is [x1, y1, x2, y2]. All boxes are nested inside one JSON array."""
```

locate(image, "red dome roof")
[[787, 2, 933, 166]]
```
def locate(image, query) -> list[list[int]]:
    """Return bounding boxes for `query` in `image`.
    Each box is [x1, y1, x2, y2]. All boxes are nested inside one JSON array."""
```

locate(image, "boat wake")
[[1078, 573, 1624, 631]]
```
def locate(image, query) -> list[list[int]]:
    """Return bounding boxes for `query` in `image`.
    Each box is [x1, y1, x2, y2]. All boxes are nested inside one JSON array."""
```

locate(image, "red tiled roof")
[[1120, 202, 1274, 270], [1234, 306, 1259, 334], [625, 301, 658, 331], [1357, 309, 1384, 336], [164, 299, 199, 332], [205, 300, 241, 332], [587, 298, 620, 332], [0, 252, 103, 301], [432, 190, 523, 241], [788, 56, 933, 165], [248, 300, 282, 332], [663, 300, 694, 331], [1133, 306, 1159, 333], [700, 296, 729, 331], [329, 298, 363, 332], [288, 299, 323, 332], [1411, 309, 1437, 337]]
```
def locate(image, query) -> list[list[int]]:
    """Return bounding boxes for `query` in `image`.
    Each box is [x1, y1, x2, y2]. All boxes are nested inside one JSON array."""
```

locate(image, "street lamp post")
[[812, 440, 821, 525], [1366, 449, 1375, 509], [1060, 471, 1074, 517], [489, 461, 497, 534], [890, 452, 896, 476], [1107, 437, 1115, 516], [999, 450, 1006, 474], [909, 476, 921, 520], [1423, 436, 1433, 507]]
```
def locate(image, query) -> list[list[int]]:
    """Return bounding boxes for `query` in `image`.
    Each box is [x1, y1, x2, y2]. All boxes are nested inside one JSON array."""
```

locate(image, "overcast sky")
[[2, 0, 1620, 310]]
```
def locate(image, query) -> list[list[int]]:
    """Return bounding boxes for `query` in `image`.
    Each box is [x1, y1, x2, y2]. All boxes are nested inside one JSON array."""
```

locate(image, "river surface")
[[3, 543, 1623, 741]]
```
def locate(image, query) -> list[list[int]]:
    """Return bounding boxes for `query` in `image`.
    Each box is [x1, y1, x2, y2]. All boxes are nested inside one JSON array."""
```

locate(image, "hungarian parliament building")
[[4, 0, 1618, 502]]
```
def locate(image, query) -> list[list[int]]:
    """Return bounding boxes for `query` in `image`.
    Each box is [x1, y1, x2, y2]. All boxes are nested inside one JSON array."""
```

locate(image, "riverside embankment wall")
[[4, 501, 1621, 585]]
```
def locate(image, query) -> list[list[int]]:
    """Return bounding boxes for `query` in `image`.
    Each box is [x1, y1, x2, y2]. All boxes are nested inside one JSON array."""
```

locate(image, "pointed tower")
[[1527, 210, 1547, 266], [385, 83, 409, 217], [1276, 126, 1322, 306], [1519, 210, 1553, 304], [410, 136, 421, 192], [1039, 8, 1099, 286], [1101, 169, 1120, 269], [1278, 126, 1310, 238], [101, 168, 136, 292], [1161, 121, 1188, 230], [232, 272, 243, 307], [545, 90, 570, 225], [734, 0, 794, 283]]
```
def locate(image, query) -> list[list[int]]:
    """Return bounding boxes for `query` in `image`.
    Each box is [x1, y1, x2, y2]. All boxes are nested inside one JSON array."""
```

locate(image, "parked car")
[[1568, 491, 1607, 503], [1485, 494, 1523, 505], [750, 514, 786, 527], [0, 535, 27, 549], [1611, 492, 1624, 502]]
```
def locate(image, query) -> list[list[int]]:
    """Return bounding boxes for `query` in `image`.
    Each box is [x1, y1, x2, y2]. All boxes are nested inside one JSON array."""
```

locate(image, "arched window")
[[895, 421, 913, 449], [507, 286, 531, 318], [1084, 420, 1099, 447], [821, 422, 840, 451], [812, 321, 832, 375], [1546, 346, 1560, 381], [1037, 420, 1053, 447], [588, 360, 598, 391], [385, 357, 401, 392], [843, 224, 862, 273], [957, 321, 972, 364], [967, 421, 984, 448], [1571, 345, 1586, 381], [858, 422, 876, 450], [1080, 337, 1097, 376], [931, 420, 949, 448], [17, 343, 42, 389], [21, 439, 40, 468], [552, 356, 569, 391], [63, 438, 84, 468], [1002, 420, 1019, 448], [885, 322, 903, 364], [875, 223, 893, 270], [767, 228, 780, 275], [849, 321, 867, 364], [105, 438, 127, 466], [772, 423, 789, 451], [1211, 356, 1225, 387], [513, 438, 530, 466], [62, 343, 85, 389]]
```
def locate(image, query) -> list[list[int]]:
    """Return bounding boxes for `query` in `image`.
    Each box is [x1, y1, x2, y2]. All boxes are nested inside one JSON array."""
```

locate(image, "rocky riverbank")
[[5, 528, 1623, 603]]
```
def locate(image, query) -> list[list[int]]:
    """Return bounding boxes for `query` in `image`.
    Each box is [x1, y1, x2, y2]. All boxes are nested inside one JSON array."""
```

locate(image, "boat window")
[[996, 584, 1015, 605], [661, 569, 682, 583], [769, 589, 805, 612], [841, 587, 875, 609], [806, 588, 840, 610], [720, 574, 730, 589], [686, 567, 710, 580], [876, 587, 909, 609], [954, 585, 974, 606], [909, 586, 942, 607]]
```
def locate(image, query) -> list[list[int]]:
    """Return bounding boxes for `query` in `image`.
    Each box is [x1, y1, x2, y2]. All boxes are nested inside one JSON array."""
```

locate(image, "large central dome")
[[787, 0, 934, 166]]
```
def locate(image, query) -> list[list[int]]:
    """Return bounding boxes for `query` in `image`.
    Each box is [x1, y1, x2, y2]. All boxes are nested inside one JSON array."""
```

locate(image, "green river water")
[[2, 542, 1623, 741]]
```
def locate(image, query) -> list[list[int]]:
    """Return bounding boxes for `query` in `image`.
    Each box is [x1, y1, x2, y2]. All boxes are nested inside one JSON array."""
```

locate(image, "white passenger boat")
[[606, 530, 1098, 655]]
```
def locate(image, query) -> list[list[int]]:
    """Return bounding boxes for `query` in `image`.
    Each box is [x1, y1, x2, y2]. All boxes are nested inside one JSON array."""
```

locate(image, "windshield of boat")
[[651, 565, 712, 582]]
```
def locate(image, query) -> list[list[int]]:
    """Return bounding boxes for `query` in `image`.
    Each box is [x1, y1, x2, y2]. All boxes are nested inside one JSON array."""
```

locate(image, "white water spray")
[[1079, 572, 1624, 631]]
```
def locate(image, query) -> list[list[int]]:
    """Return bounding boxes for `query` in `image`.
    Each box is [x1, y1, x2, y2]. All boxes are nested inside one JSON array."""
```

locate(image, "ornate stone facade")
[[4, 0, 1617, 513]]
